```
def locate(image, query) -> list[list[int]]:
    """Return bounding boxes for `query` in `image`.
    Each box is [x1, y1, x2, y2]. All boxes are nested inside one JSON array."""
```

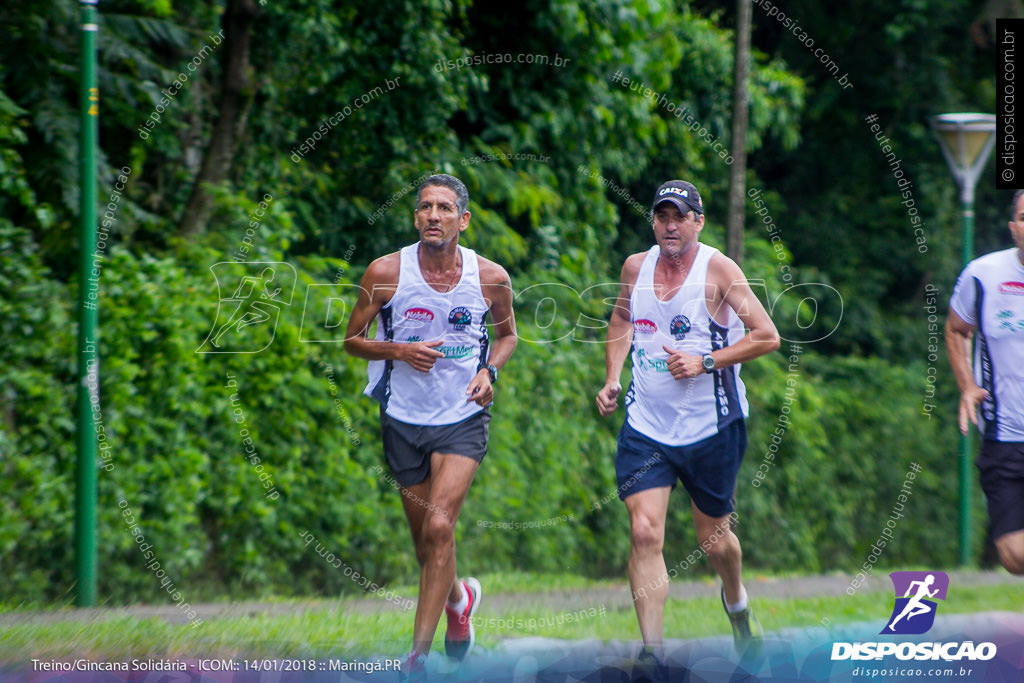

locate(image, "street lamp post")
[[931, 113, 996, 567], [76, 0, 99, 607]]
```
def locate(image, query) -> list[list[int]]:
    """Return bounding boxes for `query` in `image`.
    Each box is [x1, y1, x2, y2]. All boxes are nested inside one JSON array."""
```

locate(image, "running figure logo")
[[197, 262, 296, 353], [881, 571, 949, 635]]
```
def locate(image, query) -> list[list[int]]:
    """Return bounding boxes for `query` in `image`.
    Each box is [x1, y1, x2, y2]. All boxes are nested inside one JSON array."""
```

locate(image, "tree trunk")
[[725, 0, 752, 264], [179, 0, 260, 237]]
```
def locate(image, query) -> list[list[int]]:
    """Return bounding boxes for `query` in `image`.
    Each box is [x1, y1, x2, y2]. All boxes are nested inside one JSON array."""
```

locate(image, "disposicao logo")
[[999, 281, 1024, 295], [831, 571, 996, 662], [883, 571, 947, 635]]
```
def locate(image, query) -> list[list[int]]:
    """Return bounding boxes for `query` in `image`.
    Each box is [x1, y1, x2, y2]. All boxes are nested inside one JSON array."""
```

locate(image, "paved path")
[[0, 570, 1018, 626]]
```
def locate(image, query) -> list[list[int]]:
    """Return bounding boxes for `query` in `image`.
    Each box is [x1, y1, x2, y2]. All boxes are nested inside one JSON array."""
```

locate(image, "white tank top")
[[950, 247, 1024, 441], [625, 243, 749, 446], [364, 243, 490, 425]]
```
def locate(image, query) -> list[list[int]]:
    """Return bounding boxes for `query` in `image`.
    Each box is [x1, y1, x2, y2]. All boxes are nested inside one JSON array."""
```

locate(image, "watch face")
[[702, 355, 715, 370]]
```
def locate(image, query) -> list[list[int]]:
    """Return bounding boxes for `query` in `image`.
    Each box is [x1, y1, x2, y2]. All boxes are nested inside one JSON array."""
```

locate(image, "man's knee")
[[997, 542, 1024, 575], [630, 513, 664, 554], [422, 511, 456, 550], [999, 554, 1024, 575], [701, 528, 738, 562]]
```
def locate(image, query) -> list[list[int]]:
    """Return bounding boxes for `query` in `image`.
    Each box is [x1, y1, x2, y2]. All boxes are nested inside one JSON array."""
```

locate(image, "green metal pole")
[[76, 0, 99, 607], [961, 200, 975, 265], [959, 199, 974, 567]]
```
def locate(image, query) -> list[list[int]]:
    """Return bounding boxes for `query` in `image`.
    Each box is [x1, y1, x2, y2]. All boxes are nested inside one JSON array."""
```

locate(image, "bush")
[[0, 227, 980, 605]]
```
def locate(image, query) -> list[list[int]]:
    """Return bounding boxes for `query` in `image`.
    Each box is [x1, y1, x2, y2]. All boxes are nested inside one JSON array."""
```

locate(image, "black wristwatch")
[[481, 363, 498, 384], [701, 354, 716, 374]]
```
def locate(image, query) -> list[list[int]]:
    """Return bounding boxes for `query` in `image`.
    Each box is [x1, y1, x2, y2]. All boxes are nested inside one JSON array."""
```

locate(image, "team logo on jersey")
[[999, 281, 1024, 295], [404, 307, 435, 322], [634, 319, 657, 335], [448, 306, 472, 331], [669, 314, 691, 340]]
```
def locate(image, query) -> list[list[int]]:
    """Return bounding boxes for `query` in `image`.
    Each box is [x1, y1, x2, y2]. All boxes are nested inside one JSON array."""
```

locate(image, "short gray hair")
[[416, 174, 469, 215]]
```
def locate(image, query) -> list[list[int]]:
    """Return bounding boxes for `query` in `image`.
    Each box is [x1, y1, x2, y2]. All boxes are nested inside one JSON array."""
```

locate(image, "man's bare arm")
[[662, 255, 779, 380], [343, 255, 444, 372], [945, 310, 988, 435], [596, 255, 641, 416], [712, 254, 781, 368], [465, 259, 518, 406], [479, 259, 518, 371]]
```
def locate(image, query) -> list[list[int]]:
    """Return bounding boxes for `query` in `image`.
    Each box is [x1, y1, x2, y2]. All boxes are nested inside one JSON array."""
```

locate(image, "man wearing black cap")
[[596, 180, 779, 663]]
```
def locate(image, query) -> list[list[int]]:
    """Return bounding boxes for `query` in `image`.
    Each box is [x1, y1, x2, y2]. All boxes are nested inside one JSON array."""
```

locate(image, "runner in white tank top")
[[625, 242, 749, 446], [344, 175, 517, 673], [949, 246, 1024, 442], [364, 242, 491, 426], [946, 189, 1024, 576], [596, 180, 780, 663]]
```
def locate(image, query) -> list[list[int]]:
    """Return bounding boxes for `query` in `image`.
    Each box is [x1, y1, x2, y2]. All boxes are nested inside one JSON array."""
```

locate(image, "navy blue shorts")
[[977, 440, 1024, 540], [615, 418, 747, 518]]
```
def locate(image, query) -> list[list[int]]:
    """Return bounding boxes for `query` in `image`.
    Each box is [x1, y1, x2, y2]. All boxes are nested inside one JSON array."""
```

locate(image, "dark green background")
[[0, 0, 1007, 603]]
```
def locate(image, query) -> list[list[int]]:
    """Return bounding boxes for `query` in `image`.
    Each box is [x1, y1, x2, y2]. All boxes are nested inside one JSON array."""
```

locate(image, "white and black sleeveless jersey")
[[625, 243, 749, 446], [364, 243, 490, 426], [950, 247, 1024, 442]]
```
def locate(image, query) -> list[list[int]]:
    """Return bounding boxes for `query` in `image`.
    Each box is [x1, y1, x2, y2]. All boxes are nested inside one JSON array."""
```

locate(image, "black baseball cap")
[[652, 180, 703, 215]]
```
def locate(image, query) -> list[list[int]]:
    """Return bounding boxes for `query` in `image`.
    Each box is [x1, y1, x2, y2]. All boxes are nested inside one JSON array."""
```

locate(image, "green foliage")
[[0, 225, 76, 602], [0, 0, 997, 605], [736, 351, 971, 574], [733, 0, 1001, 358], [1, 226, 974, 602]]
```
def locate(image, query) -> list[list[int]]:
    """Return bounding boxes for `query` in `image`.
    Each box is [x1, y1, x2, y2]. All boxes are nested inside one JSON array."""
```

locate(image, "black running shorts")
[[380, 407, 491, 487], [977, 439, 1024, 540]]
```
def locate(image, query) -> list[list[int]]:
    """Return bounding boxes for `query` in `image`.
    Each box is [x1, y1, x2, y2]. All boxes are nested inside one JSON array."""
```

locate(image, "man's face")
[[1011, 194, 1024, 261], [414, 185, 469, 247], [652, 201, 703, 258]]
